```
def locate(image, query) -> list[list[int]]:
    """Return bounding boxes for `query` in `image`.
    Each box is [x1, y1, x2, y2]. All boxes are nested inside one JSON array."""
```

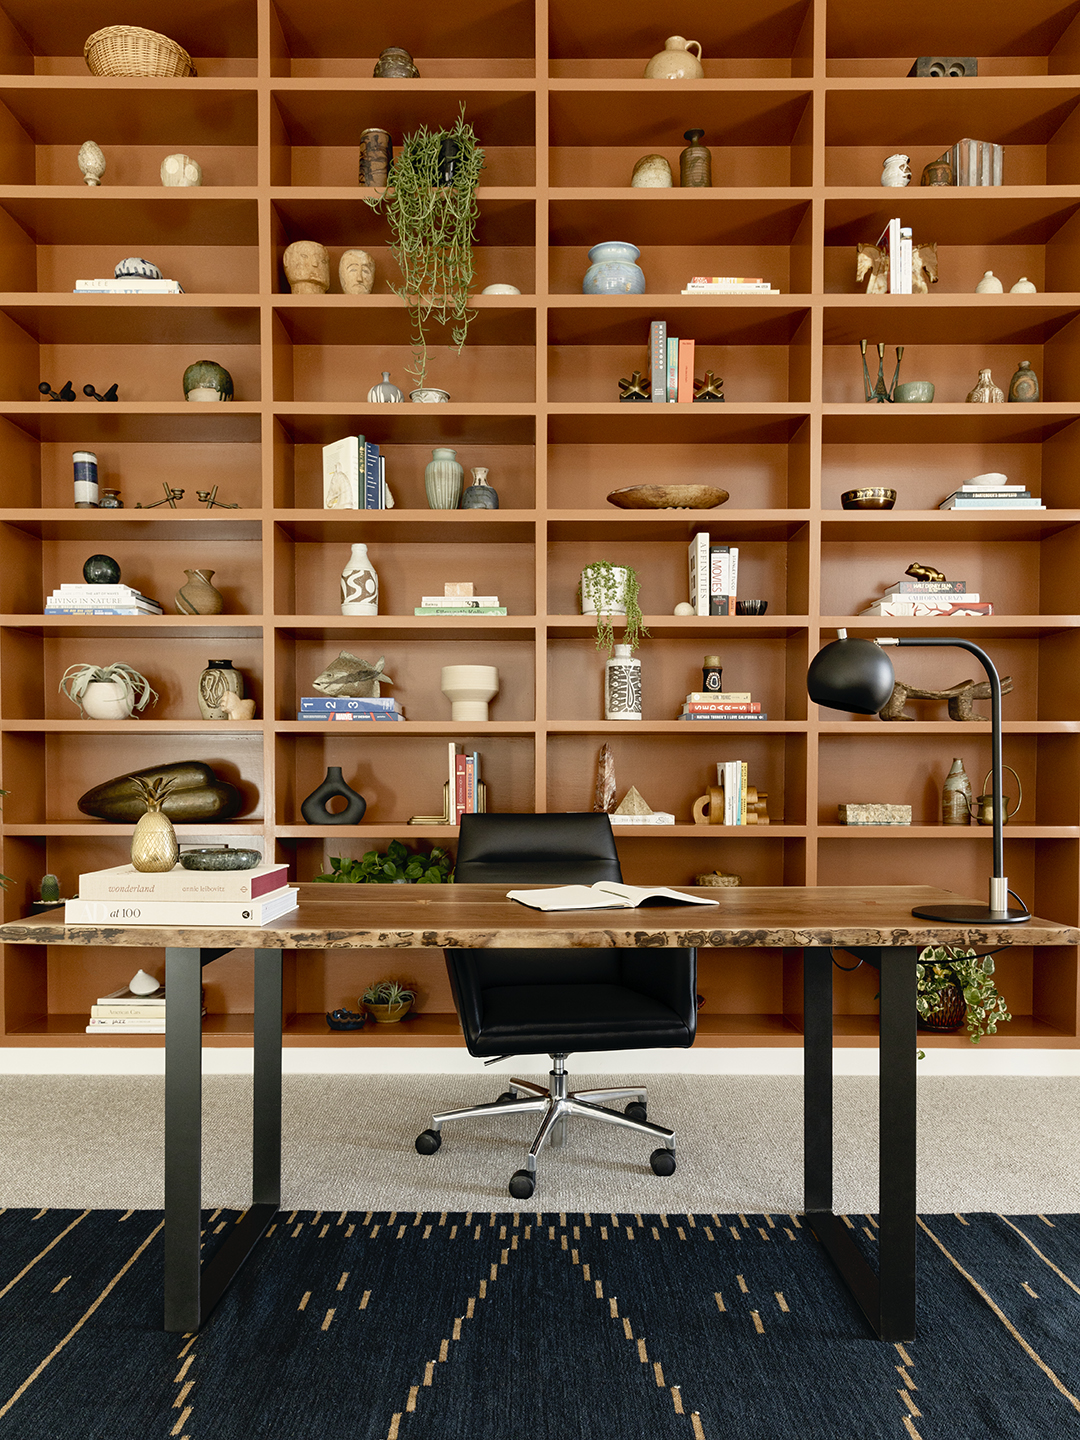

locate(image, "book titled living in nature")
[[506, 883, 720, 912]]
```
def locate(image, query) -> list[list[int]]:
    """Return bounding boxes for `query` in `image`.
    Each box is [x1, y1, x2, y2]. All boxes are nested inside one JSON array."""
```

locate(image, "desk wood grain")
[[0, 885, 1075, 950]]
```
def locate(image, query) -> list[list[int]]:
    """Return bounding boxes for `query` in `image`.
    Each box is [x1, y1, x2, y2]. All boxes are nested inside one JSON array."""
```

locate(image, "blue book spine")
[[363, 441, 381, 510], [299, 696, 399, 712]]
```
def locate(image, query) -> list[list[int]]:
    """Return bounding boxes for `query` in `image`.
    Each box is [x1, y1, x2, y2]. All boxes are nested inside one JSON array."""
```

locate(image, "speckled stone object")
[[838, 803, 912, 825], [180, 848, 262, 871]]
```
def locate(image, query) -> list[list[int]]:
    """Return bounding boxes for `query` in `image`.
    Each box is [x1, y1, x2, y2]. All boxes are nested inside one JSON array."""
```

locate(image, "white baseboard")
[[2, 1046, 1080, 1077]]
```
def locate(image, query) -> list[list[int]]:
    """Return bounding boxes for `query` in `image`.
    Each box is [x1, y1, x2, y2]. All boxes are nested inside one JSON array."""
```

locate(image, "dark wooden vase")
[[920, 982, 968, 1032]]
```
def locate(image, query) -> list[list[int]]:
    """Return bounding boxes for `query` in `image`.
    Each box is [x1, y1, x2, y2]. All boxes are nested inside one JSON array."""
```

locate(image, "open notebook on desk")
[[506, 883, 720, 912]]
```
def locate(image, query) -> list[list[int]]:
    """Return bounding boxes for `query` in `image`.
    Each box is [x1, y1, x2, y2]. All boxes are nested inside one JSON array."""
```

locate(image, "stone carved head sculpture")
[[283, 240, 330, 295], [338, 249, 375, 295]]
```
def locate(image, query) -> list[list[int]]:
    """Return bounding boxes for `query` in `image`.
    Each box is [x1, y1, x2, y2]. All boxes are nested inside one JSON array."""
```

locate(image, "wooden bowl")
[[841, 487, 897, 510], [607, 484, 729, 510]]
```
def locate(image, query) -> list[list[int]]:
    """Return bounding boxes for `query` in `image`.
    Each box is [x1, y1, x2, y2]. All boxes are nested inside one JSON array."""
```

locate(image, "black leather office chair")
[[414, 812, 698, 1199]]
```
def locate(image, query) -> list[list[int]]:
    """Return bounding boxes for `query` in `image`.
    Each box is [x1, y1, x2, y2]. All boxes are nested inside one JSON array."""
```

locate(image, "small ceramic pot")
[[358, 128, 392, 186], [581, 565, 630, 616], [893, 381, 935, 403], [81, 680, 134, 720], [198, 658, 244, 720], [410, 388, 450, 403], [340, 542, 379, 615], [425, 447, 464, 509], [115, 257, 162, 279], [481, 283, 521, 294], [160, 153, 202, 187], [176, 568, 224, 614], [1008, 360, 1040, 402], [368, 371, 404, 402], [460, 467, 499, 509], [582, 241, 646, 295], [734, 600, 768, 615], [975, 270, 1003, 294], [1010, 276, 1037, 293], [373, 46, 419, 78], [630, 154, 673, 187], [182, 360, 233, 402], [643, 36, 704, 79], [920, 155, 953, 186], [441, 664, 499, 721], [966, 368, 1004, 403], [880, 153, 911, 186], [679, 130, 712, 187]]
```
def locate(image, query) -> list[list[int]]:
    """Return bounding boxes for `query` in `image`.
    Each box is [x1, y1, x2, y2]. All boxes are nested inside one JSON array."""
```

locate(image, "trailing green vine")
[[365, 108, 485, 388], [580, 562, 649, 655], [916, 944, 1012, 1045]]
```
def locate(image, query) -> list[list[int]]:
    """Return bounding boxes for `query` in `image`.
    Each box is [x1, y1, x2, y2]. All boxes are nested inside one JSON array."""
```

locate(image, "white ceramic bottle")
[[340, 542, 379, 615], [605, 644, 642, 720]]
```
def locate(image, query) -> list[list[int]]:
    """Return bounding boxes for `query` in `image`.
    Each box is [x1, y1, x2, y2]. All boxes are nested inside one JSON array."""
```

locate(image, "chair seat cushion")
[[471, 982, 694, 1054]]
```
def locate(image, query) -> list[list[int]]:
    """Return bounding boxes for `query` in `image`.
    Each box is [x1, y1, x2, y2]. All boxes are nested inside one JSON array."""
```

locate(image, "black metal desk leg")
[[164, 947, 205, 1333], [877, 946, 918, 1341], [803, 946, 834, 1211], [163, 946, 283, 1333]]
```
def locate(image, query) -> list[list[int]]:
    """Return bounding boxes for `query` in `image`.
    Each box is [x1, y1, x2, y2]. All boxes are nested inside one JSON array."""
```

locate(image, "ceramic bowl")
[[841, 488, 897, 510], [410, 388, 450, 403], [893, 381, 935, 403], [734, 599, 768, 615], [607, 484, 729, 510], [480, 284, 521, 294]]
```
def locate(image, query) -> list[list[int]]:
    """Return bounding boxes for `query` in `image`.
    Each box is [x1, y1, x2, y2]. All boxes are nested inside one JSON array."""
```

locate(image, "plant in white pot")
[[579, 561, 648, 655], [59, 663, 158, 719]]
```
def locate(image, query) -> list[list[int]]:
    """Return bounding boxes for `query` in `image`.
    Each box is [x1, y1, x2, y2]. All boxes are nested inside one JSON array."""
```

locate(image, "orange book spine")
[[677, 338, 695, 403]]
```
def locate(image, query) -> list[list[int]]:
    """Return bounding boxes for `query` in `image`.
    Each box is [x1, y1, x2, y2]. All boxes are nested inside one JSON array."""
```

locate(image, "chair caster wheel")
[[509, 1169, 535, 1200], [497, 1090, 518, 1104], [624, 1101, 647, 1123], [415, 1129, 442, 1155], [650, 1148, 676, 1176]]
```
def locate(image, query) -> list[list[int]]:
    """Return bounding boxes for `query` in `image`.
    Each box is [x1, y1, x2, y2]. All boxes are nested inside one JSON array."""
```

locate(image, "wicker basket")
[[83, 26, 196, 78]]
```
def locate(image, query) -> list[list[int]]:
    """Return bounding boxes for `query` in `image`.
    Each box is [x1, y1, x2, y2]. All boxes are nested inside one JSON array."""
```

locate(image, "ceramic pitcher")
[[643, 36, 704, 79]]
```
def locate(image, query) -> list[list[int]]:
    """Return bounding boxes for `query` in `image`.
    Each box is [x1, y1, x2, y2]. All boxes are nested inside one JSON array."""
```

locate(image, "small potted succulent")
[[28, 872, 68, 915], [361, 979, 416, 1024], [59, 662, 157, 720], [917, 944, 1012, 1044], [580, 561, 648, 654]]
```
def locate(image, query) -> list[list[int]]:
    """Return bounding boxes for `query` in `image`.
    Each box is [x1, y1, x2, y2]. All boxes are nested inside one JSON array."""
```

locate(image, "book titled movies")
[[687, 532, 738, 616]]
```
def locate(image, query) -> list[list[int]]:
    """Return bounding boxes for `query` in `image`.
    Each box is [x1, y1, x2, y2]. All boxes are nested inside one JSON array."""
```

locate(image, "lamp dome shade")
[[807, 636, 896, 715]]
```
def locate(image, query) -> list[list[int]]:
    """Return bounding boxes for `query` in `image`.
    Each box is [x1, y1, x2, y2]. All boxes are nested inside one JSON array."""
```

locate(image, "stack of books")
[[680, 276, 778, 295], [45, 584, 163, 616], [298, 695, 404, 722], [86, 981, 166, 1035], [449, 742, 482, 824], [414, 594, 506, 616], [939, 476, 1044, 511], [648, 321, 696, 402], [679, 691, 766, 721], [860, 578, 993, 617], [688, 532, 739, 616], [322, 436, 391, 510], [74, 277, 185, 294], [66, 861, 296, 927]]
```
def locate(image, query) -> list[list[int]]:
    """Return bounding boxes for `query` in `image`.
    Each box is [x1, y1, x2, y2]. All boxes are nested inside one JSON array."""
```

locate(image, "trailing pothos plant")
[[365, 107, 485, 388], [917, 944, 1012, 1045], [580, 561, 649, 656], [315, 840, 454, 885]]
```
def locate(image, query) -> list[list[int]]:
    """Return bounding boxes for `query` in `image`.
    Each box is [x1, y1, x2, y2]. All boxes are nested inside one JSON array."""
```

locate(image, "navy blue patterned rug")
[[1, 1208, 1078, 1439]]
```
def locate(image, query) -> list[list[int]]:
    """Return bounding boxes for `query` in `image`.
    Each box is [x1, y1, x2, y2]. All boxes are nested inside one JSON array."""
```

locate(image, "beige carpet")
[[0, 1073, 1076, 1213]]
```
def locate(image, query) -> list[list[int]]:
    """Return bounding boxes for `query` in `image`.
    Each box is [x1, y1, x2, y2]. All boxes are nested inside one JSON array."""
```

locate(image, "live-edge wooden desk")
[[2, 883, 1076, 1341]]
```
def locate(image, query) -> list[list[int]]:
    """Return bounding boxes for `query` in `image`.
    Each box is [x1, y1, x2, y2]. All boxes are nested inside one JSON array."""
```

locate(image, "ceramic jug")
[[643, 36, 704, 79]]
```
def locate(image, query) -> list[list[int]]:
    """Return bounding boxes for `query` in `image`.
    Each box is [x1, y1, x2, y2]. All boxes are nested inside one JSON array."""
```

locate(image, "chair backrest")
[[455, 812, 623, 886]]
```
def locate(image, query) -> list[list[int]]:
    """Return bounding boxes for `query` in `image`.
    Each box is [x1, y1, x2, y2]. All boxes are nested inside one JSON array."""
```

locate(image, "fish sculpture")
[[311, 652, 394, 698]]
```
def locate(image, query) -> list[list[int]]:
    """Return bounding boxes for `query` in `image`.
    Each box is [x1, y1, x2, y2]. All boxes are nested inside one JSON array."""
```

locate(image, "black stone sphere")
[[83, 554, 121, 584]]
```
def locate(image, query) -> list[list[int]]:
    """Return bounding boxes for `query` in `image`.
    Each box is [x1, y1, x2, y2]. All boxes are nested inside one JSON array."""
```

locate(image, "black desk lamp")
[[806, 629, 1030, 924]]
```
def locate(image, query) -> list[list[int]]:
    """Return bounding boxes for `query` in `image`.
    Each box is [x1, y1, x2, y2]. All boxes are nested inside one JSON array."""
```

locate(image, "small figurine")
[[311, 652, 394, 699], [905, 562, 948, 582], [880, 153, 912, 186], [83, 383, 119, 402], [77, 140, 105, 186], [219, 692, 257, 720], [693, 371, 725, 402], [283, 240, 330, 295], [618, 370, 650, 401], [39, 381, 76, 402], [339, 249, 375, 295]]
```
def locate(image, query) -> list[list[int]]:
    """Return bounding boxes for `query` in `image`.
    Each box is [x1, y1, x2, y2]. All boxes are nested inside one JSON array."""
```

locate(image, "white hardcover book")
[[85, 1022, 167, 1033], [64, 887, 297, 926], [90, 1003, 168, 1018], [688, 532, 710, 616], [97, 985, 164, 1004], [322, 437, 361, 510], [75, 279, 184, 293], [419, 596, 501, 608], [78, 862, 287, 903], [897, 229, 913, 295], [86, 1016, 167, 1028], [608, 813, 676, 825]]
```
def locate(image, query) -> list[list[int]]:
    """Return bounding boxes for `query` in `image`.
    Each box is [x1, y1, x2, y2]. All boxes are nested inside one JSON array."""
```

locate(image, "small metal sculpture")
[[135, 482, 185, 509], [879, 674, 1014, 722], [311, 652, 394, 699], [618, 370, 650, 402], [83, 383, 118, 402], [905, 562, 947, 582], [861, 341, 904, 403], [39, 381, 76, 402], [693, 371, 725, 402], [196, 485, 240, 509], [908, 56, 977, 76]]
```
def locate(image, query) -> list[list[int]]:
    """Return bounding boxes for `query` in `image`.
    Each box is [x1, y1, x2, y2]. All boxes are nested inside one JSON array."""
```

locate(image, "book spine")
[[448, 743, 460, 825], [898, 229, 913, 295], [679, 713, 768, 720], [993, 142, 1003, 185], [418, 597, 500, 608], [296, 712, 402, 720], [650, 321, 666, 403], [64, 891, 296, 925], [877, 592, 982, 603], [740, 761, 748, 826], [79, 869, 288, 902], [47, 602, 160, 611], [90, 1005, 167, 1019], [677, 339, 695, 402], [364, 440, 381, 509], [464, 752, 475, 814], [689, 532, 710, 616], [685, 702, 762, 712], [686, 691, 752, 702], [86, 1019, 166, 1029], [455, 754, 468, 818], [689, 277, 763, 284], [58, 584, 149, 596], [709, 544, 734, 600], [883, 581, 969, 594], [379, 454, 387, 508], [864, 602, 994, 616], [666, 336, 679, 401], [300, 696, 400, 711], [414, 607, 508, 615], [45, 608, 156, 615], [940, 499, 1043, 509], [888, 217, 901, 293], [708, 596, 733, 616]]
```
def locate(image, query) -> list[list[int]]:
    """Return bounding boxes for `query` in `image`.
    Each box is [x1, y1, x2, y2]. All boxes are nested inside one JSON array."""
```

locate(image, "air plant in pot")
[[59, 662, 157, 720]]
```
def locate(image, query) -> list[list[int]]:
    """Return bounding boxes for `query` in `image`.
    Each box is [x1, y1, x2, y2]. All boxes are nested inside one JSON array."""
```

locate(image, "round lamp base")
[[911, 903, 1030, 925]]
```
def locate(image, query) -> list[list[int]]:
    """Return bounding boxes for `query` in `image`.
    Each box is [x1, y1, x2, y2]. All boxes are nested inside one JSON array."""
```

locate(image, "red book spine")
[[455, 755, 468, 820], [464, 753, 475, 814], [686, 702, 761, 712], [677, 339, 695, 403]]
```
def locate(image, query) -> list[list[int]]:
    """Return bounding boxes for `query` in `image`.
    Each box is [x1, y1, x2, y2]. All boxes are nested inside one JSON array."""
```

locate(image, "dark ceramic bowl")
[[841, 488, 897, 510], [734, 600, 768, 615], [326, 1008, 367, 1031], [180, 847, 262, 870]]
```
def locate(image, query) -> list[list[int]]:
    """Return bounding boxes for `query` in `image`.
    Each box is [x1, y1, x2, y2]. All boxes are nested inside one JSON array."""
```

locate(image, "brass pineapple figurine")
[[130, 776, 179, 872]]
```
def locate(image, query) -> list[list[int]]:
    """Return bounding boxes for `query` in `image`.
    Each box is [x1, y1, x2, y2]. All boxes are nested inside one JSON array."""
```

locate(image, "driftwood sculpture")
[[856, 241, 939, 294], [880, 674, 1014, 722]]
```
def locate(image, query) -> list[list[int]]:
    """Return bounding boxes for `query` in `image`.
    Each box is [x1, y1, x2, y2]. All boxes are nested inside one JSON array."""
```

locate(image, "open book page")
[[506, 883, 719, 912]]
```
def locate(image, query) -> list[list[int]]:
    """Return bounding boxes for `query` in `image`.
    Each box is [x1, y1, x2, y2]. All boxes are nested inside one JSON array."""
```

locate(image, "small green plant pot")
[[364, 1000, 413, 1024]]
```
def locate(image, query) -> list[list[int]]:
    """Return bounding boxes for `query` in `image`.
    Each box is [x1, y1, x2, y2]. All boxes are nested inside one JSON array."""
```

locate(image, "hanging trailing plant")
[[916, 944, 1012, 1045], [580, 561, 649, 655], [365, 107, 485, 388]]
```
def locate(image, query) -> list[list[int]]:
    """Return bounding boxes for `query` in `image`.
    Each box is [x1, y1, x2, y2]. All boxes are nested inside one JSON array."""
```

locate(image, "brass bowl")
[[841, 487, 897, 511], [607, 484, 729, 510]]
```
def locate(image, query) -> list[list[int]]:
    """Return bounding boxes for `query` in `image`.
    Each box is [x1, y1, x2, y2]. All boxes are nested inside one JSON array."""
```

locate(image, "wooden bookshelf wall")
[[1, 0, 1079, 1049]]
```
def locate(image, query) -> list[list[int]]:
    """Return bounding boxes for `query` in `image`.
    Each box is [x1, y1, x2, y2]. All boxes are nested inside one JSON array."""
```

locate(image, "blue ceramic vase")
[[582, 241, 646, 295]]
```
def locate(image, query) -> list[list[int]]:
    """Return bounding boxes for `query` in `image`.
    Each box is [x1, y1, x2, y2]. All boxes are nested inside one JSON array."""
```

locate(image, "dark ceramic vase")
[[300, 766, 367, 825]]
